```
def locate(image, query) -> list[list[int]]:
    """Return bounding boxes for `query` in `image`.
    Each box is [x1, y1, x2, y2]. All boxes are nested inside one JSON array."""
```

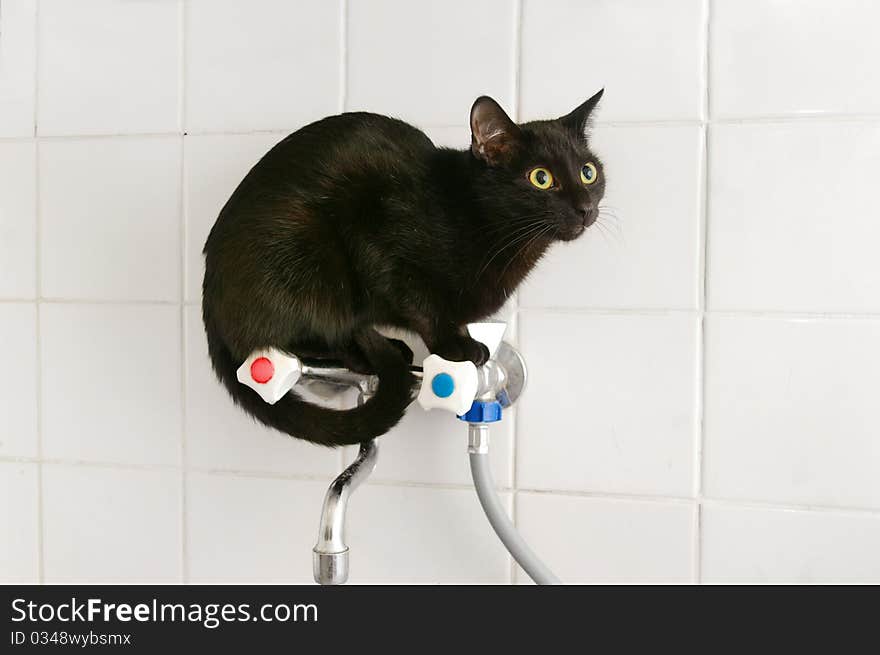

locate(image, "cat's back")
[[209, 112, 438, 232], [254, 112, 435, 183]]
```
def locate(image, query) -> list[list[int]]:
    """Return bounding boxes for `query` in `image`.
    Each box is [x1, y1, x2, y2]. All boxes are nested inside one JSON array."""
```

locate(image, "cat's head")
[[469, 89, 605, 241]]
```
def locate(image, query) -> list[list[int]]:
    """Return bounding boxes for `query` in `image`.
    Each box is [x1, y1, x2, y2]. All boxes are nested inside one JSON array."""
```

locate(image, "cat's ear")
[[560, 88, 604, 138], [470, 96, 522, 165]]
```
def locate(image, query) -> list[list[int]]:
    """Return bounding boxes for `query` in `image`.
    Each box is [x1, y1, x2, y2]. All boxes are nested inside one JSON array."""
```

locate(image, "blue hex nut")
[[457, 400, 503, 423], [431, 373, 455, 398]]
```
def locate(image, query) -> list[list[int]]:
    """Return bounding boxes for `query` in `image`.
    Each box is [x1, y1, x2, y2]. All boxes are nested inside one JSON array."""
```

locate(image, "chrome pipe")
[[297, 340, 526, 409], [312, 430, 378, 585]]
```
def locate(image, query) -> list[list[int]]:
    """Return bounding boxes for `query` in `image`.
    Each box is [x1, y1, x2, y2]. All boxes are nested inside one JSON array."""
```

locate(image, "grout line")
[[511, 0, 523, 122], [6, 299, 880, 321], [516, 487, 698, 505], [28, 297, 182, 305], [32, 0, 38, 137], [178, 0, 186, 135], [694, 0, 713, 585], [339, 0, 348, 113], [699, 497, 880, 519], [513, 305, 880, 320], [33, 129, 45, 585], [178, 0, 188, 582], [336, 0, 349, 477], [702, 0, 713, 123], [696, 309, 880, 320], [35, 303, 45, 585], [508, 0, 524, 587], [32, 0, 43, 579], [24, 131, 188, 142], [518, 306, 700, 316], [6, 451, 880, 517], [4, 115, 880, 144], [363, 476, 512, 495]]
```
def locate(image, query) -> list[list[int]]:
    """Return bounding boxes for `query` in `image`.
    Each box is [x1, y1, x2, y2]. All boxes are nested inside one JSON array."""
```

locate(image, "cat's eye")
[[580, 162, 598, 185], [528, 167, 555, 190]]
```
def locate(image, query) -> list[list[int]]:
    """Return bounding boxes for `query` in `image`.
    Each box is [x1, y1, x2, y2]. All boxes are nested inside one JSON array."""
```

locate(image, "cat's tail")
[[204, 320, 418, 447]]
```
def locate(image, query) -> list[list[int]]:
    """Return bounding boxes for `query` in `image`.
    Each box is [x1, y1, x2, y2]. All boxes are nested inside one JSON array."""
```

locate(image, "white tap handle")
[[236, 348, 303, 404], [417, 354, 479, 415]]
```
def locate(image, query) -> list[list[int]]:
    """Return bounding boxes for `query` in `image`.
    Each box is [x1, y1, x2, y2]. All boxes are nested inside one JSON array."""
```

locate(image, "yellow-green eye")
[[528, 167, 554, 189], [580, 162, 598, 185]]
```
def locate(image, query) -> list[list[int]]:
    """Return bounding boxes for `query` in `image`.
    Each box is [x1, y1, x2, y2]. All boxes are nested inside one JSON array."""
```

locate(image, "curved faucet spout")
[[312, 438, 378, 584]]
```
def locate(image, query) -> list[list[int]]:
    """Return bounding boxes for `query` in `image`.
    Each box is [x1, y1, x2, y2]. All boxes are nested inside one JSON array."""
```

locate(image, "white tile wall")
[[702, 504, 880, 583], [516, 493, 695, 583], [37, 0, 180, 135], [0, 303, 38, 458], [0, 0, 36, 136], [518, 312, 699, 497], [0, 462, 40, 583], [346, 484, 512, 584], [40, 304, 181, 467], [186, 472, 326, 583], [42, 464, 181, 583], [711, 0, 880, 118], [520, 0, 707, 122], [347, 0, 515, 126], [1, 0, 878, 584], [520, 125, 703, 310], [0, 139, 36, 298], [708, 122, 880, 313], [40, 136, 182, 302], [704, 316, 880, 510], [185, 0, 341, 133]]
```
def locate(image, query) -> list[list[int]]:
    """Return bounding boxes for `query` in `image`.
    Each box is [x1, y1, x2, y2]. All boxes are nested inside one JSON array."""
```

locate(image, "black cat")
[[202, 90, 606, 446]]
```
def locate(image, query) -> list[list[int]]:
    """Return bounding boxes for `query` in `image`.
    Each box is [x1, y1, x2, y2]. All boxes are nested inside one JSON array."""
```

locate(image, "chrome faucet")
[[312, 428, 378, 585]]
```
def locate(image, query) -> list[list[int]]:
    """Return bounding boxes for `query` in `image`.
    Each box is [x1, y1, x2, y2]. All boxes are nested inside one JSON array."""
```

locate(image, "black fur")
[[202, 90, 606, 446]]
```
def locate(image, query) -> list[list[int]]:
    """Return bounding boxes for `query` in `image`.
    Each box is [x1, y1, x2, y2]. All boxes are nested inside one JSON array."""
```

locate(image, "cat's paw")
[[434, 336, 490, 367]]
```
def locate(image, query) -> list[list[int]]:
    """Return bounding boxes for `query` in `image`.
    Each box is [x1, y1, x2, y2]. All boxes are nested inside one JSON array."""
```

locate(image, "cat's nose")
[[577, 204, 598, 227]]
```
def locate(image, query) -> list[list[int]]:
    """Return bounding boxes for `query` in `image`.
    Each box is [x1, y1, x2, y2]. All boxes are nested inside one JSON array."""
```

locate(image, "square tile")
[[0, 140, 36, 298], [520, 126, 702, 310], [184, 305, 338, 477], [702, 505, 880, 583], [38, 0, 180, 135], [185, 0, 340, 132], [41, 304, 181, 467], [517, 312, 699, 497], [347, 0, 515, 125], [0, 303, 38, 458], [347, 484, 512, 583], [711, 0, 880, 118], [40, 136, 181, 301], [708, 122, 880, 313], [186, 472, 326, 583], [184, 133, 283, 302], [0, 0, 36, 136], [42, 464, 181, 582], [704, 316, 880, 510], [520, 0, 706, 122], [516, 493, 695, 583], [0, 462, 39, 583]]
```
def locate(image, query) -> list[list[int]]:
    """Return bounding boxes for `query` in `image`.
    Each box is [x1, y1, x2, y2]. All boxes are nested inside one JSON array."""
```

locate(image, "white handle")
[[236, 348, 303, 404], [417, 354, 478, 415]]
